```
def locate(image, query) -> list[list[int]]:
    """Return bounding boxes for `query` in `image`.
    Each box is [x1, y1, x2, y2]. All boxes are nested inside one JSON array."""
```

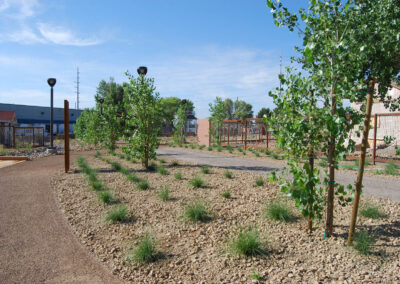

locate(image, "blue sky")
[[0, 0, 304, 118]]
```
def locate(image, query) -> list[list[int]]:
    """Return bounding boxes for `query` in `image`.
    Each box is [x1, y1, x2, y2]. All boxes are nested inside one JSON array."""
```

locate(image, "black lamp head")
[[47, 78, 56, 87], [137, 66, 147, 76], [99, 98, 104, 104], [181, 99, 187, 105]]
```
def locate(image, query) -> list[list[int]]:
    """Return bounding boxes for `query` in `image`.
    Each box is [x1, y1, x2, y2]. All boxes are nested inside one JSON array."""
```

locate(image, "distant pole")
[[76, 67, 80, 110], [47, 78, 56, 149], [64, 100, 70, 173]]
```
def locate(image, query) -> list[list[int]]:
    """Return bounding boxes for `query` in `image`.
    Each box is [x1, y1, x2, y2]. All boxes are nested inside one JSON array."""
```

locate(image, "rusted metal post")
[[373, 113, 377, 165], [227, 121, 230, 145], [244, 119, 247, 150], [64, 100, 70, 173]]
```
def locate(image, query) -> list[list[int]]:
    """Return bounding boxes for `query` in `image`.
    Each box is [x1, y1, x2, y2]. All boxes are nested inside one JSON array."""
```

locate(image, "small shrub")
[[98, 191, 114, 204], [170, 160, 179, 166], [105, 205, 128, 222], [88, 171, 98, 183], [127, 173, 140, 183], [353, 231, 375, 255], [90, 179, 103, 191], [384, 162, 399, 175], [237, 147, 243, 153], [118, 154, 125, 160], [360, 202, 385, 219], [109, 150, 116, 156], [174, 172, 183, 180], [254, 152, 260, 157], [184, 145, 188, 148], [130, 158, 137, 163], [226, 145, 233, 152], [264, 200, 295, 222], [129, 233, 157, 263], [147, 161, 157, 171], [255, 177, 265, 186], [396, 146, 400, 156], [138, 180, 150, 190], [157, 186, 170, 201], [223, 170, 233, 179], [271, 152, 280, 159], [189, 176, 205, 188], [190, 144, 196, 149], [217, 145, 223, 152], [183, 201, 211, 222], [228, 149, 233, 153], [120, 167, 130, 176], [94, 151, 102, 158], [199, 145, 206, 150], [230, 226, 265, 256], [201, 166, 211, 174], [242, 151, 246, 155], [264, 149, 271, 155], [221, 190, 231, 199], [159, 158, 166, 164], [111, 161, 122, 171], [157, 166, 169, 175], [207, 146, 213, 151]]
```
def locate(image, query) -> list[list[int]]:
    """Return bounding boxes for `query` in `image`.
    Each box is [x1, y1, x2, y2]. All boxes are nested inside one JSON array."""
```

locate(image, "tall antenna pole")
[[76, 67, 80, 110], [279, 53, 282, 95]]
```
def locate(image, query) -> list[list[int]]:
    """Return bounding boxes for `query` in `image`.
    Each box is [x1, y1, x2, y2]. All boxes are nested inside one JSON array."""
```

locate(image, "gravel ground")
[[53, 151, 400, 283]]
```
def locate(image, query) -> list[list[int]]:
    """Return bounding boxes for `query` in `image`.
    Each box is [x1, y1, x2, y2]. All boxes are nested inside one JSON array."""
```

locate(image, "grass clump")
[[190, 144, 196, 149], [230, 226, 266, 257], [254, 152, 260, 157], [199, 145, 206, 150], [255, 177, 265, 186], [98, 190, 114, 204], [157, 186, 170, 201], [264, 149, 271, 155], [183, 201, 211, 222], [94, 151, 102, 158], [147, 161, 157, 171], [159, 158, 166, 164], [201, 165, 211, 174], [137, 180, 150, 190], [157, 166, 169, 175], [223, 170, 233, 179], [271, 152, 280, 160], [353, 231, 375, 255], [207, 146, 213, 151], [396, 146, 400, 156], [374, 162, 399, 176], [189, 176, 206, 188], [237, 147, 243, 153], [217, 145, 223, 152], [127, 173, 140, 183], [129, 233, 157, 263], [359, 202, 385, 219], [221, 190, 231, 199], [111, 161, 122, 171], [90, 179, 104, 191], [105, 205, 128, 223], [264, 200, 295, 222], [174, 171, 183, 180]]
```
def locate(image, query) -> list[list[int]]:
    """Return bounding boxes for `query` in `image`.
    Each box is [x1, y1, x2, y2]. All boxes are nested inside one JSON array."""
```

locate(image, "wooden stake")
[[347, 79, 375, 246]]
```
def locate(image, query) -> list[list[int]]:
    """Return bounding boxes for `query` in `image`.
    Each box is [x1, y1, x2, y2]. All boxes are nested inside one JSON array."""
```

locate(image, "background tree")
[[123, 71, 162, 168], [159, 97, 194, 130], [173, 105, 186, 145], [74, 108, 103, 145], [208, 97, 226, 144], [257, 107, 272, 119], [233, 99, 253, 120]]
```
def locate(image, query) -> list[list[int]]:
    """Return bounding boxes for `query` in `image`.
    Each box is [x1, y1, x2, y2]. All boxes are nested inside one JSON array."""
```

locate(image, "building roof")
[[0, 103, 83, 124], [0, 110, 16, 122]]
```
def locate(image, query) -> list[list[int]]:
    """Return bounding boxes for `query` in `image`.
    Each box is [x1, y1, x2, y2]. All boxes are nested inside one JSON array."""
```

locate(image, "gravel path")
[[0, 152, 121, 284], [157, 147, 400, 202]]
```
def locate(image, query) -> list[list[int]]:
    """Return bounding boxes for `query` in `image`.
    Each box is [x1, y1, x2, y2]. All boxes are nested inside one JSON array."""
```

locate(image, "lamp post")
[[99, 98, 104, 116], [47, 78, 56, 149], [137, 66, 147, 76]]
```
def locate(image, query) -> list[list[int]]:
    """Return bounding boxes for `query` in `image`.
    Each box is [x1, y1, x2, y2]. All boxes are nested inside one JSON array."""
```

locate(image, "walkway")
[[157, 147, 400, 202], [0, 152, 121, 284]]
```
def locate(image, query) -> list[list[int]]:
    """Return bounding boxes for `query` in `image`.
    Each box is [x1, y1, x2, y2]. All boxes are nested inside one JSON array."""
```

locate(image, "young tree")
[[257, 107, 272, 119], [208, 97, 226, 144], [74, 108, 103, 145], [173, 105, 186, 145], [123, 71, 162, 168]]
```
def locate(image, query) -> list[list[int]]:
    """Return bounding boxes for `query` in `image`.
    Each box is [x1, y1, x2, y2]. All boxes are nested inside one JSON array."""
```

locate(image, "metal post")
[[50, 86, 54, 148], [244, 119, 247, 150], [373, 113, 377, 165], [64, 100, 70, 173], [267, 128, 269, 150], [12, 126, 15, 147], [32, 127, 35, 147], [227, 121, 230, 145]]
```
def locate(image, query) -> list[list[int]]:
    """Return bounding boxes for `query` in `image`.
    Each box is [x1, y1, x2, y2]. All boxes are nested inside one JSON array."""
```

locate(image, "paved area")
[[157, 147, 400, 201], [0, 152, 121, 284], [0, 160, 24, 169]]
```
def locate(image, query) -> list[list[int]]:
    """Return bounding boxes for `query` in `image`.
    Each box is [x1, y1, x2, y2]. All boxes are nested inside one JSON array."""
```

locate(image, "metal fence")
[[0, 126, 44, 147]]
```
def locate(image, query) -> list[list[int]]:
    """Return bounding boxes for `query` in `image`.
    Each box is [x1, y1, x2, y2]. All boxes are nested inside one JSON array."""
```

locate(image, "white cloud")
[[0, 0, 39, 19], [37, 22, 103, 46], [5, 25, 45, 44]]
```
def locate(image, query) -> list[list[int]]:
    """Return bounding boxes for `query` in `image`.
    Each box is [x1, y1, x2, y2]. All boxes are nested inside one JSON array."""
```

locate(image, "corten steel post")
[[227, 121, 230, 145], [47, 78, 56, 148], [244, 119, 247, 150], [373, 113, 377, 165], [64, 100, 70, 173]]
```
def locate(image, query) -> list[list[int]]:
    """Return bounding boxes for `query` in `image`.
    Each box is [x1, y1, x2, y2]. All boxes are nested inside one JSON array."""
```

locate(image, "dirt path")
[[0, 152, 121, 284], [157, 147, 400, 202]]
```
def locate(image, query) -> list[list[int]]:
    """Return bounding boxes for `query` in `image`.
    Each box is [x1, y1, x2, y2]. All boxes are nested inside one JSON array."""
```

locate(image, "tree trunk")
[[145, 118, 150, 168], [325, 83, 337, 238], [347, 79, 374, 246]]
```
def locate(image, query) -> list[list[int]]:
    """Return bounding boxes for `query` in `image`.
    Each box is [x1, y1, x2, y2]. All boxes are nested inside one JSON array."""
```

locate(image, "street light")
[[99, 98, 104, 116], [47, 78, 56, 149], [137, 66, 147, 76]]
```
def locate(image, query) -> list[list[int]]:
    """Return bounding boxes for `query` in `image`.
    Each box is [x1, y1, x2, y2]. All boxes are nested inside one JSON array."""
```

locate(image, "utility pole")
[[75, 67, 80, 110]]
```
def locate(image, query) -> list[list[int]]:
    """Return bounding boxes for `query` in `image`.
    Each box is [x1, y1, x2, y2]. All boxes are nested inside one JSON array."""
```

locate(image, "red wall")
[[197, 119, 210, 147]]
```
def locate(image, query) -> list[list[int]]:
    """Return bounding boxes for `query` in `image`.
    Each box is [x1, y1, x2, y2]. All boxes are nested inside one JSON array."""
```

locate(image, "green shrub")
[[353, 231, 375, 255], [127, 173, 140, 183], [226, 145, 233, 152], [189, 176, 205, 188], [90, 179, 103, 191], [174, 172, 183, 180], [255, 177, 265, 186], [201, 166, 211, 174], [384, 162, 399, 175], [137, 180, 150, 190], [360, 202, 385, 219], [264, 200, 295, 222], [111, 161, 122, 171], [184, 145, 188, 148], [221, 190, 231, 199], [105, 205, 128, 222], [223, 170, 233, 179], [396, 146, 400, 156], [98, 191, 114, 204], [190, 144, 196, 149], [264, 149, 271, 155], [129, 233, 157, 263], [157, 166, 169, 175], [77, 156, 88, 169], [120, 167, 130, 176], [271, 152, 280, 159], [237, 147, 243, 153], [157, 186, 170, 201], [94, 151, 102, 158], [207, 146, 213, 151], [109, 150, 116, 156], [254, 152, 260, 157], [183, 201, 211, 222], [228, 149, 233, 153], [147, 161, 157, 171], [230, 226, 266, 256], [242, 151, 246, 155], [199, 145, 206, 150], [118, 154, 125, 160], [88, 171, 98, 183], [217, 145, 223, 152]]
